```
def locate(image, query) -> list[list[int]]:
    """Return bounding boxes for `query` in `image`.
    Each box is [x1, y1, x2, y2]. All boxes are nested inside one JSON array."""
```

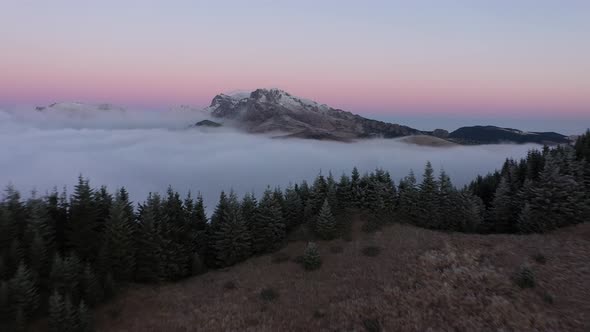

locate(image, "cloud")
[[0, 107, 538, 213]]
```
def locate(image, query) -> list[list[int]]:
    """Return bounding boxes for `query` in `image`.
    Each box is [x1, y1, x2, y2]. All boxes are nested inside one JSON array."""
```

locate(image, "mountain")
[[35, 102, 126, 113], [448, 126, 570, 145], [204, 88, 421, 141]]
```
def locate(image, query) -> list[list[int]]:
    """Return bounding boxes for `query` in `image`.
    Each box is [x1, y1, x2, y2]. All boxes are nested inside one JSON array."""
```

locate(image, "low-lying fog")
[[0, 108, 539, 212]]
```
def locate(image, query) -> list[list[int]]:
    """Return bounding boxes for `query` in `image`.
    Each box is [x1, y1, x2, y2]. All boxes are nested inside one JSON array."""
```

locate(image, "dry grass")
[[94, 219, 590, 331]]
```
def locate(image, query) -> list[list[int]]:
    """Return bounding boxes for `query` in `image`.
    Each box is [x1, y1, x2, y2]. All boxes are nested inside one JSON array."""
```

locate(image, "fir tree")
[[251, 189, 285, 254], [66, 176, 100, 262], [0, 281, 9, 321], [315, 199, 337, 240], [241, 192, 258, 232], [418, 161, 439, 228], [9, 262, 39, 320], [28, 228, 48, 284], [186, 193, 209, 268], [77, 300, 94, 332], [81, 263, 102, 307], [103, 199, 135, 282], [48, 290, 66, 332], [283, 185, 304, 231], [135, 196, 163, 282], [303, 242, 321, 270], [488, 176, 515, 233], [304, 174, 329, 228], [336, 174, 353, 212], [211, 192, 251, 267], [398, 171, 419, 224]]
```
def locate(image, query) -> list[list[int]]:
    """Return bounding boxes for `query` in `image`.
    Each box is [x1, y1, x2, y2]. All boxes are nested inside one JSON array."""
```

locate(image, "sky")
[[1, 0, 589, 130]]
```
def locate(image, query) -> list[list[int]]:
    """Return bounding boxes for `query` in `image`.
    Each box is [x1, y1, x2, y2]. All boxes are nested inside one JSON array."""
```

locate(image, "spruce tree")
[[283, 185, 304, 231], [28, 228, 48, 285], [526, 155, 581, 232], [418, 161, 439, 228], [251, 189, 285, 254], [304, 174, 328, 226], [241, 192, 258, 232], [211, 192, 251, 267], [9, 262, 39, 320], [48, 290, 66, 332], [488, 176, 515, 233], [315, 199, 337, 240], [398, 171, 419, 224], [0, 281, 9, 321], [303, 242, 321, 270], [436, 170, 455, 230], [67, 176, 100, 262], [103, 199, 135, 282], [135, 196, 163, 282], [336, 174, 353, 211], [186, 193, 209, 269], [77, 300, 94, 332], [81, 263, 102, 307]]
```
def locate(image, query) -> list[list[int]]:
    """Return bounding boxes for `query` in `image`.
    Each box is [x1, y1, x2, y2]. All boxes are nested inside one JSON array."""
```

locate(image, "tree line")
[[1, 130, 589, 331]]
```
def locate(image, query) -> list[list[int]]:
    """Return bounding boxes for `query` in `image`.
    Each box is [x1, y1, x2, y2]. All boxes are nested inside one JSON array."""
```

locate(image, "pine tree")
[[436, 170, 455, 230], [0, 281, 9, 321], [211, 192, 251, 267], [251, 189, 285, 254], [398, 171, 419, 224], [103, 273, 116, 300], [241, 192, 258, 232], [336, 174, 353, 212], [81, 263, 102, 307], [315, 199, 337, 240], [304, 174, 328, 224], [516, 203, 537, 233], [526, 155, 582, 232], [67, 176, 100, 262], [9, 262, 39, 320], [94, 186, 113, 237], [351, 167, 362, 207], [45, 188, 69, 254], [186, 193, 209, 270], [283, 185, 303, 231], [488, 176, 515, 233], [418, 161, 439, 228], [302, 242, 321, 270], [77, 300, 94, 332], [103, 199, 135, 282], [64, 294, 79, 331], [28, 228, 48, 285], [157, 188, 192, 280], [134, 194, 163, 282], [48, 290, 66, 332], [7, 239, 24, 277]]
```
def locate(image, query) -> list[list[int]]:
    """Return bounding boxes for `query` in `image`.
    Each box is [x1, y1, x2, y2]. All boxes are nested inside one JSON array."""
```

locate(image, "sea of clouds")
[[0, 107, 539, 212]]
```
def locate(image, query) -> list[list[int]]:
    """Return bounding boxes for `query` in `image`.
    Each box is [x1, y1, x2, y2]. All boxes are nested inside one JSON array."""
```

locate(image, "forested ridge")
[[1, 130, 589, 331]]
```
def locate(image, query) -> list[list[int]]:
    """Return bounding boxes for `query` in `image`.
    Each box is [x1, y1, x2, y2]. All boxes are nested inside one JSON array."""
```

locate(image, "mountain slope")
[[449, 126, 570, 145], [94, 221, 590, 331], [205, 88, 422, 140]]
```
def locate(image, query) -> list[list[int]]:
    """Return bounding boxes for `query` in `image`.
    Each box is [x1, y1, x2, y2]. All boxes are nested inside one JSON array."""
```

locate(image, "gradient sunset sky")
[[1, 0, 589, 122]]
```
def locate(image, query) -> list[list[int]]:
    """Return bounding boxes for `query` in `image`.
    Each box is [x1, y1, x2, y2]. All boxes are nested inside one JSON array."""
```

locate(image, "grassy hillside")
[[92, 218, 590, 331]]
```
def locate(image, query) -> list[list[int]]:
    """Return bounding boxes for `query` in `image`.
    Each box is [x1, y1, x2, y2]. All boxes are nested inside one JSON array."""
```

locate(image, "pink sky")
[[1, 1, 589, 118]]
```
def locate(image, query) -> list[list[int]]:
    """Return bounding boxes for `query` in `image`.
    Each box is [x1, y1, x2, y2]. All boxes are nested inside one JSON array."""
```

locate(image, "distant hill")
[[193, 119, 222, 127], [448, 126, 570, 145]]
